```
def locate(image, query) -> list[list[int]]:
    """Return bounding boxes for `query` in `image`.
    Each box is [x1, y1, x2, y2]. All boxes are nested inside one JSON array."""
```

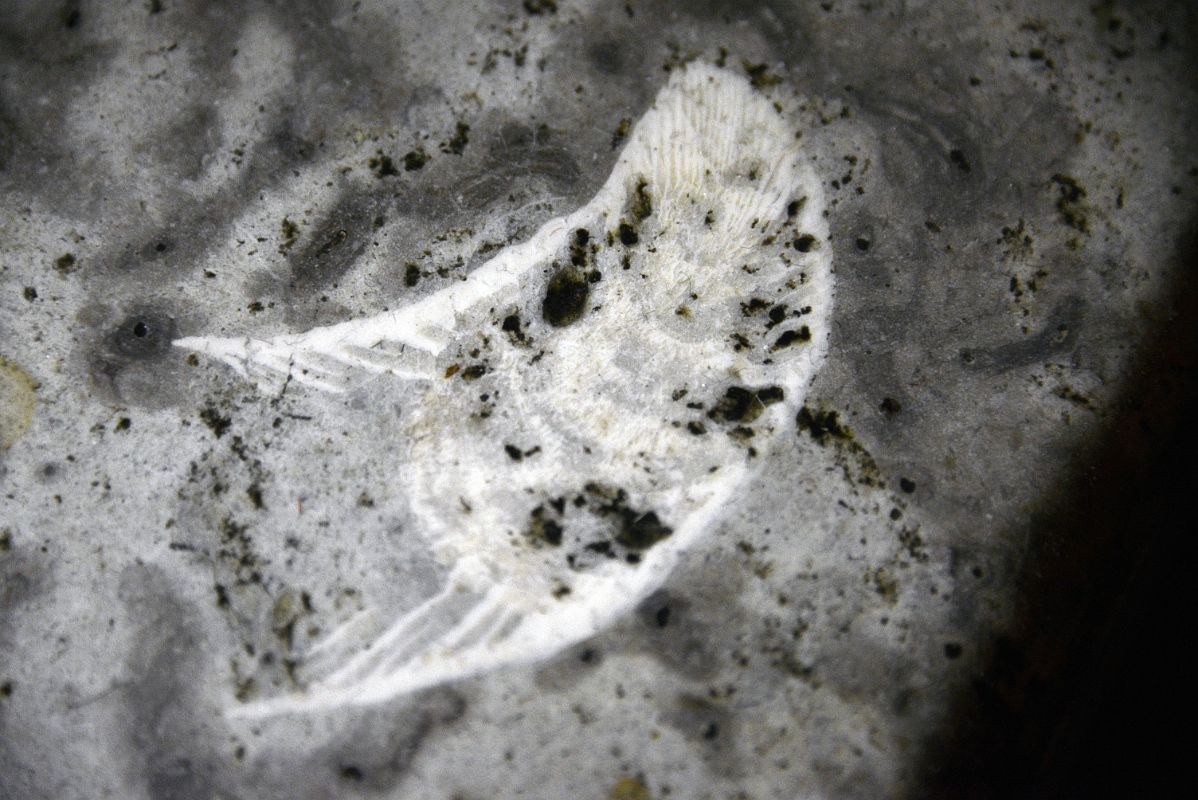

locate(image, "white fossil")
[[176, 62, 833, 716]]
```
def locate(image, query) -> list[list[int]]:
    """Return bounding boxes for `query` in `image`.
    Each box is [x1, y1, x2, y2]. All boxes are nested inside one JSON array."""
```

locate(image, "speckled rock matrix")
[[1, 1, 1195, 799]]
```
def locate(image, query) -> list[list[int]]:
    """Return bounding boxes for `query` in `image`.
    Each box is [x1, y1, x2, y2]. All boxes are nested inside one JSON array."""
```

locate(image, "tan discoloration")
[[609, 777, 652, 800], [0, 356, 35, 449]]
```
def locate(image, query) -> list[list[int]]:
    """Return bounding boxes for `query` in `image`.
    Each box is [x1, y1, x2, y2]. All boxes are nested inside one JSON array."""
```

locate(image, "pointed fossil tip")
[[172, 335, 256, 377]]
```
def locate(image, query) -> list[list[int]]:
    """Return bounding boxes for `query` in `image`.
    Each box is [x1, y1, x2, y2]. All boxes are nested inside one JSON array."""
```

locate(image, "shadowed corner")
[[912, 218, 1198, 798]]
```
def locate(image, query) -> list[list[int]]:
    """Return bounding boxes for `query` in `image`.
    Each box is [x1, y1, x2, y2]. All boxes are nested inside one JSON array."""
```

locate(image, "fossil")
[[176, 62, 833, 716]]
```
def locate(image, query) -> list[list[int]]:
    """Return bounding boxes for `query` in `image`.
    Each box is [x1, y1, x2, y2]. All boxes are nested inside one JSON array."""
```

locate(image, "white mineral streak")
[[175, 62, 834, 716]]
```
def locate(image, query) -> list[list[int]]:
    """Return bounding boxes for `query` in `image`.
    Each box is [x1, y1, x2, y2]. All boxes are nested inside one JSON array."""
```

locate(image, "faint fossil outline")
[[176, 62, 834, 716]]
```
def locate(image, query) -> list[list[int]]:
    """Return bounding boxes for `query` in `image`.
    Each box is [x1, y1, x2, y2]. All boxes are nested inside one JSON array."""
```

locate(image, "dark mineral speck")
[[541, 267, 590, 327]]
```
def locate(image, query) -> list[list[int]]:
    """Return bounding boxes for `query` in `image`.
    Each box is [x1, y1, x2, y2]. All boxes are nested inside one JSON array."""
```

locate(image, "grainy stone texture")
[[1, 1, 1195, 798]]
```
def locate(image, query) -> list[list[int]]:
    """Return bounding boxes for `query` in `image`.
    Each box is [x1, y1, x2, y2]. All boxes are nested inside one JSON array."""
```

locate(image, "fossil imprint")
[[176, 63, 833, 716]]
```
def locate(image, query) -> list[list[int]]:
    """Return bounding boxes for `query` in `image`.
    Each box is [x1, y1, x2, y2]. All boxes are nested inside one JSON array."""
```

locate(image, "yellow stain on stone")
[[0, 355, 36, 449], [608, 777, 651, 800]]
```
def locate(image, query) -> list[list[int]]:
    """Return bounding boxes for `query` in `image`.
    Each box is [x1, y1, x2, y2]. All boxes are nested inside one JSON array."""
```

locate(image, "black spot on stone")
[[899, 477, 916, 493], [1051, 173, 1089, 233], [630, 179, 653, 221], [460, 364, 487, 381], [949, 148, 972, 172], [655, 605, 671, 627], [527, 504, 564, 547], [880, 397, 902, 415], [246, 483, 265, 510], [570, 227, 590, 266], [504, 444, 523, 461], [618, 510, 671, 550], [618, 222, 639, 245], [585, 540, 613, 556], [403, 148, 429, 171], [584, 483, 674, 551], [523, 0, 557, 15], [794, 234, 817, 252], [756, 386, 785, 405], [199, 406, 231, 438], [501, 313, 526, 342], [54, 253, 78, 274], [742, 59, 782, 90], [109, 311, 177, 360], [796, 406, 851, 443], [368, 152, 399, 178], [340, 765, 364, 781], [542, 267, 589, 327], [708, 385, 784, 425], [441, 122, 470, 155], [855, 237, 871, 251], [944, 642, 963, 659], [771, 326, 811, 350], [404, 263, 421, 287], [611, 117, 631, 150]]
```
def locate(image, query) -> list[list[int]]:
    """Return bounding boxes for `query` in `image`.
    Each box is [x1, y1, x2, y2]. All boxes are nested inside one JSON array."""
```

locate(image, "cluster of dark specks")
[[1051, 173, 1090, 245], [742, 60, 782, 91], [444, 362, 487, 381], [770, 325, 811, 351], [610, 177, 653, 251], [367, 151, 399, 178], [569, 227, 591, 267], [526, 503, 565, 548], [795, 403, 892, 491], [677, 385, 786, 457], [216, 516, 263, 586], [721, 198, 821, 367], [1053, 385, 1096, 411], [708, 385, 784, 426], [54, 252, 78, 274], [792, 403, 932, 602], [279, 217, 299, 253], [480, 41, 530, 73], [500, 311, 529, 344], [403, 148, 429, 171], [440, 122, 470, 156], [198, 405, 232, 438], [585, 482, 673, 552], [522, 484, 674, 576], [504, 443, 541, 461]]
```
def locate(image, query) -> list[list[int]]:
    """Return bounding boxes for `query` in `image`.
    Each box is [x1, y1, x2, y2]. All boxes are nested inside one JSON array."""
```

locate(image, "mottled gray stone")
[[1, 1, 1195, 798]]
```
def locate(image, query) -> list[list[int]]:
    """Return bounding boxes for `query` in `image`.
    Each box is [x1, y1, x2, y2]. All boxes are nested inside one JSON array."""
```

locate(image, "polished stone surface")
[[1, 1, 1196, 798]]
